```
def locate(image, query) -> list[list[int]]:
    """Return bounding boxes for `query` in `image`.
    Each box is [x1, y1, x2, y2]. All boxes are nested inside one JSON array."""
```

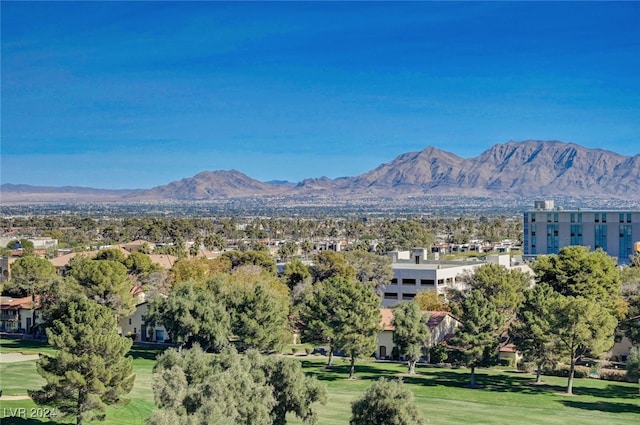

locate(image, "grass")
[[1, 338, 639, 424]]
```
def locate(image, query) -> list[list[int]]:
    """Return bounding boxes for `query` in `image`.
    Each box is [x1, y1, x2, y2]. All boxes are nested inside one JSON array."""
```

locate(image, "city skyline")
[[2, 2, 639, 189]]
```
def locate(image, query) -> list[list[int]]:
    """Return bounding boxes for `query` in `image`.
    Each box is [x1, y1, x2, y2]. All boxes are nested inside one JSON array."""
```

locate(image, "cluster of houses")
[[0, 210, 640, 361]]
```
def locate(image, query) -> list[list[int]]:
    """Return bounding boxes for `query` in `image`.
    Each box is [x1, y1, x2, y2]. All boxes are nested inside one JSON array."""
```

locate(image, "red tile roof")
[[0, 295, 41, 310]]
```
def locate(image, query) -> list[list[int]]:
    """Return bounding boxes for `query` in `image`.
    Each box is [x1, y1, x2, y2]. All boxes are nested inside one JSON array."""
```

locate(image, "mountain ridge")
[[2, 140, 639, 203]]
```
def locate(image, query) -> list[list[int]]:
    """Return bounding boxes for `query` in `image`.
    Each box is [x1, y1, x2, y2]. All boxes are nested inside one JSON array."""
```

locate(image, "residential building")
[[376, 308, 461, 360], [118, 301, 168, 343], [0, 295, 41, 333], [523, 200, 640, 264]]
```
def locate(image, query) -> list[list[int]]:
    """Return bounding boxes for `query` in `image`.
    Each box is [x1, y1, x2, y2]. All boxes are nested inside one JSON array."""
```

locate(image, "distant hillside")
[[0, 184, 136, 203], [2, 141, 639, 203], [122, 170, 289, 200], [339, 140, 640, 198]]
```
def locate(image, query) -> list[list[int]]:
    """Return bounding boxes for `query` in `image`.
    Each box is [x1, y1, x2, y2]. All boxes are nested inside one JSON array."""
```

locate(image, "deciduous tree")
[[344, 250, 393, 292], [413, 290, 450, 312]]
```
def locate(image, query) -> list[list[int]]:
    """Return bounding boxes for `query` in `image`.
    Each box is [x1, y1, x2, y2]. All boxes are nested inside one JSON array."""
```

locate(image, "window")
[[437, 279, 444, 285], [390, 278, 398, 284], [547, 224, 559, 254], [620, 213, 625, 223], [420, 279, 435, 286], [554, 213, 559, 223], [531, 213, 536, 223], [402, 278, 416, 285], [595, 224, 607, 250], [620, 225, 633, 258], [129, 318, 132, 325], [578, 213, 582, 223], [402, 294, 416, 300], [595, 213, 600, 223], [570, 224, 583, 245], [547, 213, 552, 223], [628, 213, 632, 223], [384, 292, 398, 300], [602, 213, 607, 223], [571, 213, 576, 223]]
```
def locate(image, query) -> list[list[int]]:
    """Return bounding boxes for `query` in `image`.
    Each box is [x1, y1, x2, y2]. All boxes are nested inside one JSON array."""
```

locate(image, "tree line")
[[4, 241, 640, 424]]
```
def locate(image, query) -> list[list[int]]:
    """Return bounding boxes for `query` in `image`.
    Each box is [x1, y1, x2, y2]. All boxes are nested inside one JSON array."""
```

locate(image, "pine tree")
[[510, 284, 557, 383], [334, 279, 382, 379], [392, 302, 430, 374], [549, 295, 617, 395], [449, 290, 502, 388], [29, 298, 135, 425]]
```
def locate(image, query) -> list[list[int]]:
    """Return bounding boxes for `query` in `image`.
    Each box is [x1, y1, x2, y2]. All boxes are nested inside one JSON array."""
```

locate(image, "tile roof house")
[[376, 307, 461, 360], [0, 295, 41, 334]]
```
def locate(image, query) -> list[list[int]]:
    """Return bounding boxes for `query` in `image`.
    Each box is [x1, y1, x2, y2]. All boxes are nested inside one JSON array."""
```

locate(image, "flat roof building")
[[523, 200, 640, 264], [381, 249, 522, 307]]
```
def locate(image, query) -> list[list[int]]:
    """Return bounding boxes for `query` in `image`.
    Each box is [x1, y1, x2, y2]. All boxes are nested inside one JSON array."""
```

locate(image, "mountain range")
[[2, 140, 639, 203]]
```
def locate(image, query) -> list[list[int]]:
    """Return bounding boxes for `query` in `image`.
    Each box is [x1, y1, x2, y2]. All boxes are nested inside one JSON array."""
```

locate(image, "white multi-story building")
[[523, 200, 640, 264], [381, 248, 516, 307]]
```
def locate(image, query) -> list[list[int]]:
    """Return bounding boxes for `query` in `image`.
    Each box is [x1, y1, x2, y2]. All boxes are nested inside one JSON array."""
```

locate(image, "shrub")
[[498, 358, 513, 367], [429, 344, 448, 364], [350, 378, 427, 425], [305, 347, 312, 355], [543, 364, 590, 378], [291, 347, 297, 355], [517, 361, 535, 373], [598, 368, 628, 382]]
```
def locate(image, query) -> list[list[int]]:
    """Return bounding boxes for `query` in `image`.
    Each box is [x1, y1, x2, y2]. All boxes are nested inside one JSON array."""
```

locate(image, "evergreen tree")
[[4, 255, 58, 298], [311, 251, 356, 283], [626, 346, 640, 394], [392, 302, 430, 374], [549, 295, 617, 395], [350, 378, 427, 425], [448, 290, 502, 388], [212, 267, 292, 352], [534, 246, 625, 319], [67, 258, 135, 317], [282, 258, 312, 290], [29, 298, 135, 425], [334, 279, 381, 379], [510, 284, 556, 383], [150, 345, 326, 425], [463, 263, 530, 322], [147, 282, 231, 351]]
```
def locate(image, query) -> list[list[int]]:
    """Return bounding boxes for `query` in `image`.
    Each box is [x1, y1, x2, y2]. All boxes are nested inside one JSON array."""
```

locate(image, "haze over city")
[[2, 1, 639, 189]]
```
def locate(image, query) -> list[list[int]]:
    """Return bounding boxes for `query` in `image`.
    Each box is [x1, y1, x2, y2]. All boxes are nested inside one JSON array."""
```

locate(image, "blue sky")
[[2, 1, 639, 189]]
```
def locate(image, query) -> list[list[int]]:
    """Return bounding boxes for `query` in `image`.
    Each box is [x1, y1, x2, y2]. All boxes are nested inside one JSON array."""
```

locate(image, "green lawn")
[[2, 339, 639, 425]]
